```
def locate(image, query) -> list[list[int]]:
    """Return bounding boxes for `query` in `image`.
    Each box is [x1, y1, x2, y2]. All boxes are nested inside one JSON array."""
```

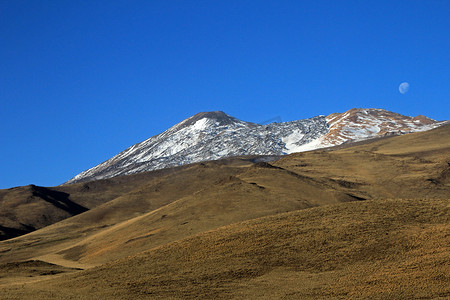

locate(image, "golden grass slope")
[[1, 198, 448, 299], [0, 124, 448, 299], [274, 123, 450, 200], [0, 159, 355, 267], [0, 165, 194, 240], [0, 260, 81, 289]]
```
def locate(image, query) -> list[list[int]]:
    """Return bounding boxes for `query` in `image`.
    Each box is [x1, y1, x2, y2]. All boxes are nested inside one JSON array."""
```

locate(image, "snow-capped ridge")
[[66, 108, 446, 184]]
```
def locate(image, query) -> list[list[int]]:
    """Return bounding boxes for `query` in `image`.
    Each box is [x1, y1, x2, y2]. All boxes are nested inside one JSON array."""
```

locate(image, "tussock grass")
[[1, 198, 448, 299], [0, 124, 448, 299]]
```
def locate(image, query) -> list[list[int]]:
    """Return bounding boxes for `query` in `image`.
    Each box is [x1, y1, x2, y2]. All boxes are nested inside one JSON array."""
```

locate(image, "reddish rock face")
[[412, 115, 436, 125], [321, 108, 444, 147]]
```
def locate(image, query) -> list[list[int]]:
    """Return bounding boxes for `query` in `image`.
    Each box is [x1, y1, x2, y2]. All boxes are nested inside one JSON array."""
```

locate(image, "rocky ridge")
[[66, 108, 446, 184]]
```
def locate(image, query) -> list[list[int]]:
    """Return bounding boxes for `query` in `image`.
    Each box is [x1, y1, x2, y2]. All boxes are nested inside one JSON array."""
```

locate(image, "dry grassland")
[[0, 124, 448, 299]]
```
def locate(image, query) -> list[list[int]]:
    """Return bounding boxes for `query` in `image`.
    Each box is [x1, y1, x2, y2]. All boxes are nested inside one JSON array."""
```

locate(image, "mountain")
[[1, 123, 449, 299], [67, 108, 446, 184], [306, 108, 445, 150]]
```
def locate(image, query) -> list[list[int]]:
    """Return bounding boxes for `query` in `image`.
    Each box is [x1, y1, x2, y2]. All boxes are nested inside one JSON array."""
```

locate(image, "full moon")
[[399, 82, 410, 94]]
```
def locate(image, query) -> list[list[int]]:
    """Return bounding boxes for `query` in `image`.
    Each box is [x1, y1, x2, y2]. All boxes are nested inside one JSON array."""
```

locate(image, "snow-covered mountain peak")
[[167, 111, 253, 134], [66, 108, 446, 184], [181, 111, 249, 127]]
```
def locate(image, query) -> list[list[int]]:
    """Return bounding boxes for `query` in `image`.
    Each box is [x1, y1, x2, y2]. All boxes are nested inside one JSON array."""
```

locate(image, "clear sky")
[[1, 0, 449, 188]]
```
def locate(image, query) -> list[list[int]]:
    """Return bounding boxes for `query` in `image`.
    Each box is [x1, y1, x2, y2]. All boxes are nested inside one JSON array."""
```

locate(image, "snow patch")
[[191, 118, 211, 131], [282, 130, 305, 154], [290, 137, 326, 152]]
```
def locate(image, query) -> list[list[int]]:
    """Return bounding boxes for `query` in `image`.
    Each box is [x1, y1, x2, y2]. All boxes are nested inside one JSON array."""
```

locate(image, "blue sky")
[[1, 0, 449, 188]]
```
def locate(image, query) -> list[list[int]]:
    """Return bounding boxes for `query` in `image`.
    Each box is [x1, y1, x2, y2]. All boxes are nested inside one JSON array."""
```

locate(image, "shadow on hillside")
[[31, 185, 88, 215], [0, 225, 33, 241]]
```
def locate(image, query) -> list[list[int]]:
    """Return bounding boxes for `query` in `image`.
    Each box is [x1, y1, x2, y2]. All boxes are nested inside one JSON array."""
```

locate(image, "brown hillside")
[[0, 158, 355, 266], [0, 167, 175, 240], [0, 124, 448, 298], [274, 123, 450, 200], [0, 185, 87, 240], [0, 156, 263, 240], [1, 198, 448, 299]]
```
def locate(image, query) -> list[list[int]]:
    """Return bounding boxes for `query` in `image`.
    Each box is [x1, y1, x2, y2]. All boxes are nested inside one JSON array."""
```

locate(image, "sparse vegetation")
[[0, 124, 448, 299]]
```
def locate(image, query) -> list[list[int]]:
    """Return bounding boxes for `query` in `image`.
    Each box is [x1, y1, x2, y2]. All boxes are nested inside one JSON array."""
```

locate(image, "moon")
[[399, 82, 410, 94]]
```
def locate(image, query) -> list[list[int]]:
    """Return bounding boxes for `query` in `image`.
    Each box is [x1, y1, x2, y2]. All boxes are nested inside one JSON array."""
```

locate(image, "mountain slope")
[[1, 198, 448, 299], [1, 124, 448, 266], [0, 124, 448, 298], [0, 166, 195, 241], [66, 111, 327, 183], [0, 157, 359, 267], [67, 108, 446, 184], [0, 185, 87, 241], [298, 108, 445, 150]]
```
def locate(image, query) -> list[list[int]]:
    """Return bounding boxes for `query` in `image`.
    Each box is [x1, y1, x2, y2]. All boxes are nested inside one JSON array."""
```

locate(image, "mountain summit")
[[178, 111, 250, 127], [66, 108, 446, 184]]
